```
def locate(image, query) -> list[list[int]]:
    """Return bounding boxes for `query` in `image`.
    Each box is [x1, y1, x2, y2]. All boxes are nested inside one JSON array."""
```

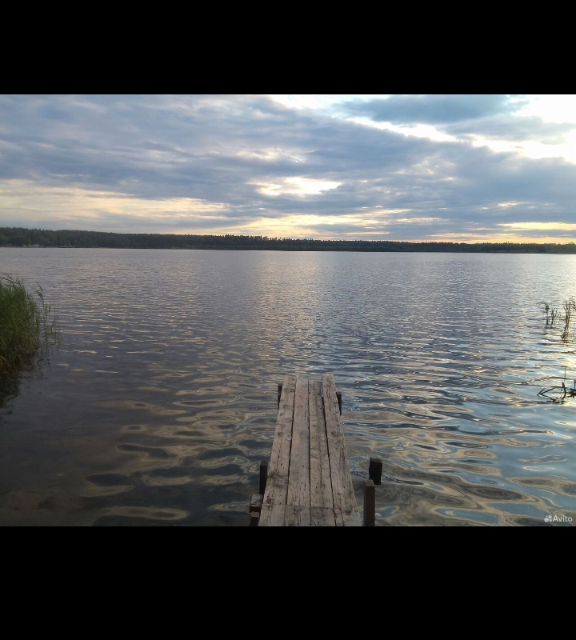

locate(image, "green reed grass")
[[0, 275, 60, 379]]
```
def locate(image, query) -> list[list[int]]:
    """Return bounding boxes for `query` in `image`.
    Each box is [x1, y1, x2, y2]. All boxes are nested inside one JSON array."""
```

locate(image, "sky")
[[1, 94, 576, 243]]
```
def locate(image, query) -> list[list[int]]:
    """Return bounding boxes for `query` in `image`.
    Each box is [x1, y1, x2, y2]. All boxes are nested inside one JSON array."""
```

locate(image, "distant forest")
[[1, 227, 576, 253]]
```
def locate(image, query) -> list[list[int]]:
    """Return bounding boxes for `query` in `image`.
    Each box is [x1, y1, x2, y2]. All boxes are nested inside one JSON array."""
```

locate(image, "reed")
[[539, 301, 559, 327], [0, 275, 60, 380], [540, 298, 575, 338], [560, 297, 576, 341]]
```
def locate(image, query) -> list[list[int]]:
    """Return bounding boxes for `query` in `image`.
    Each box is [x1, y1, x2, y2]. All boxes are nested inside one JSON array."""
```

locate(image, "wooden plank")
[[322, 373, 361, 526], [285, 505, 310, 526], [259, 503, 285, 526], [286, 377, 310, 511], [309, 381, 333, 510], [259, 375, 296, 526], [333, 507, 361, 527], [263, 374, 295, 506], [311, 507, 336, 526]]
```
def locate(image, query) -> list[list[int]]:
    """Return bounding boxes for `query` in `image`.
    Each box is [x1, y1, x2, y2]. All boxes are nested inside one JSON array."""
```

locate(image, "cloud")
[[444, 115, 576, 144], [498, 222, 576, 231], [1, 94, 576, 242], [341, 95, 526, 124]]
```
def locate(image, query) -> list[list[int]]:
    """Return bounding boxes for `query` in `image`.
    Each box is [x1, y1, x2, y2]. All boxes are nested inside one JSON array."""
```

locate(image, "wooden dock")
[[253, 373, 363, 526]]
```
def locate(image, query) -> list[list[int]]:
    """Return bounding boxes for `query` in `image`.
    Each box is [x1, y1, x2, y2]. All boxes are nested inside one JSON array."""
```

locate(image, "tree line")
[[1, 226, 576, 253]]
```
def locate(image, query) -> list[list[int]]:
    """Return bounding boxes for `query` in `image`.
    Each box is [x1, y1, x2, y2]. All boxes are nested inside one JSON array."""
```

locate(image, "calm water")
[[1, 249, 575, 526]]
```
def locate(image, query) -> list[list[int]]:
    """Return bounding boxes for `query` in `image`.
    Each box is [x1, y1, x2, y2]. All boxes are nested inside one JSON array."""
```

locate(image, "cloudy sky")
[[1, 94, 576, 243]]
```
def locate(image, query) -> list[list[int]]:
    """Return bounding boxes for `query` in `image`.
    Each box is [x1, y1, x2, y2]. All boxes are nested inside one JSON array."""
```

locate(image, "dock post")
[[277, 384, 283, 408], [369, 458, 382, 485], [336, 391, 342, 415], [250, 512, 260, 527], [364, 480, 375, 526], [259, 460, 268, 495], [250, 494, 263, 514]]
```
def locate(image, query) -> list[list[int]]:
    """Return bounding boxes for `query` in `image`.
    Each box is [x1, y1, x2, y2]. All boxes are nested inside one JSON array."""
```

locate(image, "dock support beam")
[[369, 458, 382, 485], [364, 480, 375, 526], [259, 460, 268, 495], [250, 512, 260, 527], [278, 384, 283, 408], [250, 494, 263, 514]]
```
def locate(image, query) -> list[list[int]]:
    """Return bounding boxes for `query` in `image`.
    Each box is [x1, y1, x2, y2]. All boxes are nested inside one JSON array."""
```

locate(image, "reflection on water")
[[0, 372, 20, 409], [0, 249, 575, 525]]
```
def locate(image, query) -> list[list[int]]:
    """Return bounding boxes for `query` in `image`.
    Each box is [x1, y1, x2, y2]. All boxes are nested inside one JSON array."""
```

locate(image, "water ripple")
[[1, 250, 575, 525]]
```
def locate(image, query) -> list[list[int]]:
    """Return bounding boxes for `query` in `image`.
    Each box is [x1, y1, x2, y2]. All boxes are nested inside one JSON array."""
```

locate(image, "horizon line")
[[2, 226, 576, 246]]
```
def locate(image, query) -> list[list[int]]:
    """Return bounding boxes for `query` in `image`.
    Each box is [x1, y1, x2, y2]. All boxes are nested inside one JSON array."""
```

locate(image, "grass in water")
[[540, 297, 575, 341], [561, 298, 575, 341], [0, 275, 60, 402], [538, 298, 576, 402], [539, 301, 559, 327]]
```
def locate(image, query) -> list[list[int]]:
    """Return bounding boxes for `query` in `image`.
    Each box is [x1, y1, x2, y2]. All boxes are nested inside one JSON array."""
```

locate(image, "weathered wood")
[[322, 373, 361, 526], [250, 494, 263, 514], [250, 511, 260, 526], [259, 503, 285, 526], [369, 458, 382, 485], [311, 507, 336, 526], [259, 375, 296, 526], [260, 373, 360, 526], [285, 505, 310, 526], [309, 381, 333, 510], [364, 480, 375, 526], [286, 377, 310, 522], [259, 460, 268, 494], [333, 507, 361, 527]]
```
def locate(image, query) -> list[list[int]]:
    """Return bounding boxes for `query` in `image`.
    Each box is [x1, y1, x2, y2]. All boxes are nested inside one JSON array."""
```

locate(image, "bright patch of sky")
[[272, 94, 576, 164], [250, 177, 341, 197]]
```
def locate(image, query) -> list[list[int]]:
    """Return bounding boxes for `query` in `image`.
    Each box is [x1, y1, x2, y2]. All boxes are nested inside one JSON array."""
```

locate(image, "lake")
[[0, 249, 575, 525]]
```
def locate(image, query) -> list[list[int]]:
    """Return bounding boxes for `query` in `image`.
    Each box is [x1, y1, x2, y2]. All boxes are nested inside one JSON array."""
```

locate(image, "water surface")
[[1, 249, 575, 525]]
